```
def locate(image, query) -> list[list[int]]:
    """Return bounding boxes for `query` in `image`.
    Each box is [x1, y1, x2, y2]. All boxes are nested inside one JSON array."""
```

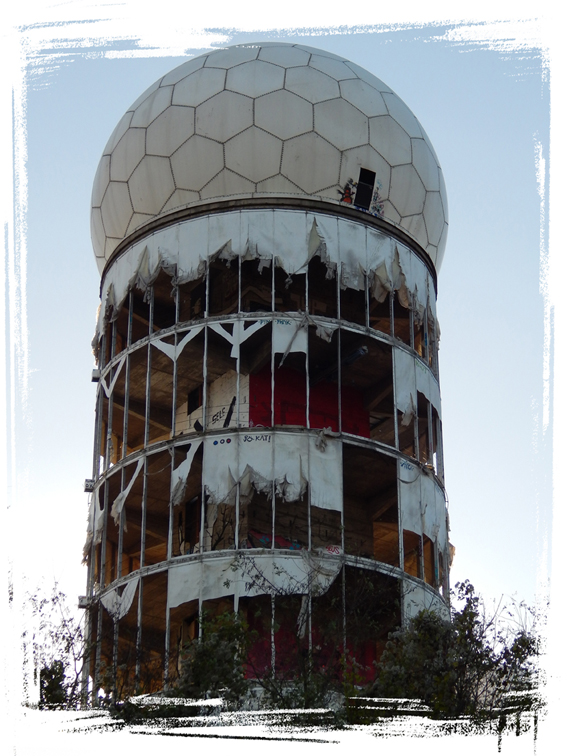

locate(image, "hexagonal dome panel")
[[390, 164, 426, 217], [128, 156, 175, 215], [171, 135, 224, 191], [225, 127, 282, 183], [110, 128, 145, 182], [226, 60, 284, 97], [101, 182, 132, 238], [91, 42, 448, 273], [369, 116, 412, 167], [314, 99, 368, 151], [411, 139, 440, 191], [281, 132, 340, 194], [285, 66, 340, 103], [147, 105, 195, 156], [172, 67, 226, 108], [131, 86, 173, 128], [340, 79, 388, 117], [258, 45, 310, 68], [255, 90, 313, 140], [196, 90, 253, 142]]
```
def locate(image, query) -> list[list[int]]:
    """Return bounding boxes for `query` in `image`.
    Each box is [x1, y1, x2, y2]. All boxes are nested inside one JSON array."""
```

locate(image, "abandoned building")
[[83, 42, 450, 696]]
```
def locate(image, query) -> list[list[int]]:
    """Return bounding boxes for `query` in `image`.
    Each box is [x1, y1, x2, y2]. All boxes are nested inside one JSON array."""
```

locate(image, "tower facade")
[[84, 42, 450, 696]]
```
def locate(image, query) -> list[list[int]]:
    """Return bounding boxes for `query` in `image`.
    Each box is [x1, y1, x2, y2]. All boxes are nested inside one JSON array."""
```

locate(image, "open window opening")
[[138, 572, 167, 693], [311, 506, 342, 552], [205, 501, 236, 552], [344, 567, 400, 682], [178, 276, 206, 324], [274, 493, 308, 551], [340, 279, 367, 327], [206, 325, 239, 431], [403, 530, 421, 578], [274, 266, 305, 313], [208, 258, 239, 316], [148, 339, 174, 444], [417, 391, 430, 465], [240, 489, 273, 549], [143, 450, 171, 566], [423, 534, 435, 586], [113, 580, 140, 699], [121, 461, 144, 577], [123, 345, 148, 453], [354, 168, 376, 211], [240, 320, 271, 429], [369, 290, 391, 336], [308, 325, 339, 432], [397, 406, 416, 458], [152, 269, 176, 331], [393, 292, 411, 346], [241, 259, 272, 313], [240, 595, 272, 679], [174, 328, 205, 436], [308, 255, 337, 319], [341, 331, 393, 439], [173, 444, 203, 556], [131, 288, 152, 345], [343, 444, 397, 560], [168, 601, 199, 683]]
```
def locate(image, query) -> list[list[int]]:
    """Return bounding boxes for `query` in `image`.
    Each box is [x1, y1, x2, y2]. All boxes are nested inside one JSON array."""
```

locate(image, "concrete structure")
[[84, 42, 450, 696]]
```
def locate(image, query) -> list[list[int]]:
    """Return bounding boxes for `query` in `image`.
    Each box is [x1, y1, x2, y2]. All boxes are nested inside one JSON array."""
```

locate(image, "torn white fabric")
[[93, 485, 104, 545], [273, 317, 308, 359], [415, 358, 441, 415], [209, 319, 268, 359], [171, 440, 203, 507], [101, 577, 139, 621], [393, 348, 417, 421], [167, 552, 342, 609], [308, 435, 342, 512], [338, 219, 366, 291], [202, 431, 309, 508], [202, 434, 239, 506], [111, 458, 144, 525], [97, 209, 437, 342], [83, 493, 96, 563], [398, 459, 422, 534], [100, 354, 127, 398], [152, 326, 204, 361]]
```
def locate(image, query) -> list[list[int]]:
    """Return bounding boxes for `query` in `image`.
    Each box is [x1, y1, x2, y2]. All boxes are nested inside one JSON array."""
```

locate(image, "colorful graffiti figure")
[[338, 179, 356, 204]]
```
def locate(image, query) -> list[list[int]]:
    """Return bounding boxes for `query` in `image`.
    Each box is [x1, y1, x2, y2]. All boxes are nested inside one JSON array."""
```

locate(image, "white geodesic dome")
[[91, 42, 448, 274]]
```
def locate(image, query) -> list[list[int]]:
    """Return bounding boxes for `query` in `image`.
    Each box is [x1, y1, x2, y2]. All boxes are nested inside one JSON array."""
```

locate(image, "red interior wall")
[[248, 365, 369, 437]]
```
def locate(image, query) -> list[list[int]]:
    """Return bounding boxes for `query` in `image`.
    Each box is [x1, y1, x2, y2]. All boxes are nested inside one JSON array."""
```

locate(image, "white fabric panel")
[[398, 459, 421, 534], [420, 473, 437, 540], [308, 214, 339, 269], [111, 458, 144, 525], [168, 551, 342, 609], [93, 485, 104, 545], [97, 209, 436, 342], [202, 434, 239, 506], [101, 577, 139, 621], [152, 326, 204, 361], [308, 436, 342, 511], [274, 433, 308, 501], [245, 209, 274, 262], [339, 220, 366, 290], [273, 211, 308, 275], [177, 217, 208, 283], [171, 440, 203, 507], [100, 354, 126, 398], [415, 358, 441, 415], [273, 317, 308, 357], [207, 212, 239, 259], [402, 580, 428, 621], [435, 483, 448, 552], [393, 348, 416, 420], [168, 561, 200, 608]]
